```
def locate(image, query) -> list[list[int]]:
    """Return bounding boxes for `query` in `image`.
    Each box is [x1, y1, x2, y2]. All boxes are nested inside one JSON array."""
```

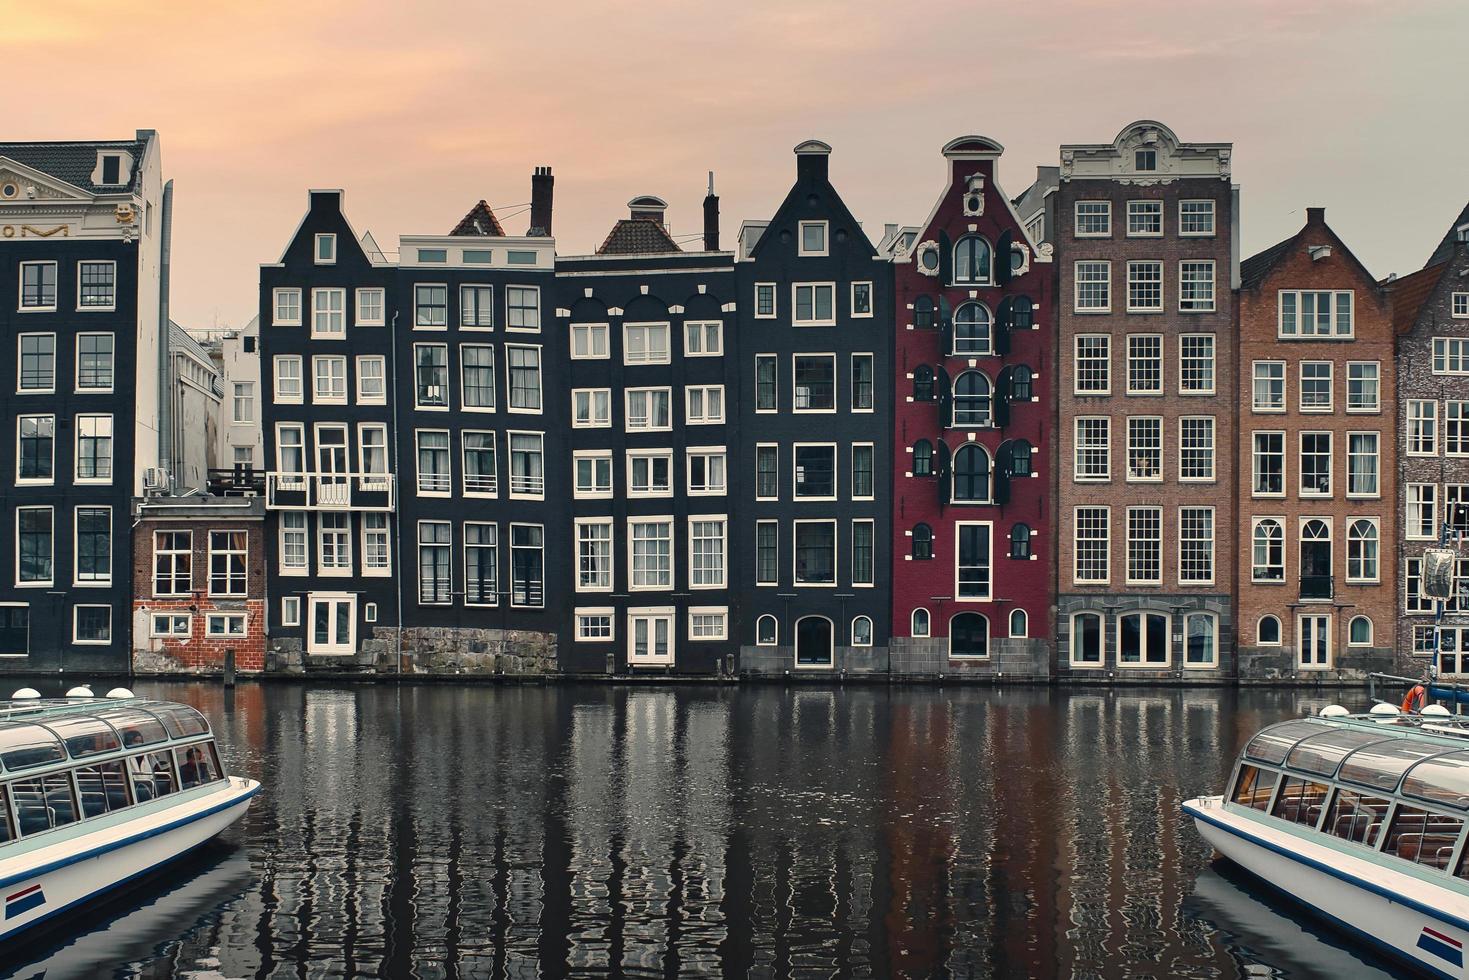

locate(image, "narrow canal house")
[[1054, 121, 1238, 680], [886, 136, 1054, 676], [260, 180, 564, 669], [735, 141, 894, 674], [1235, 208, 1397, 679], [1395, 202, 1469, 675], [555, 190, 738, 674], [0, 133, 169, 671]]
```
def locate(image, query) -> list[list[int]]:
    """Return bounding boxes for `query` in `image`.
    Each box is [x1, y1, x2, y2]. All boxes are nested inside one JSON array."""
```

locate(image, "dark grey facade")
[[734, 142, 894, 675]]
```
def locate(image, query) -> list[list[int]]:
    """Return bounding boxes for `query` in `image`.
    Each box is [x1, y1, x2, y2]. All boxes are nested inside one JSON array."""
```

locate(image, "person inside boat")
[[123, 731, 154, 802], [179, 747, 206, 789]]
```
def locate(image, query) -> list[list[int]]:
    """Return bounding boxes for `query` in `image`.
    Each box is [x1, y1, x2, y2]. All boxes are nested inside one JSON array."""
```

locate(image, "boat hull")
[[1185, 796, 1469, 979], [0, 775, 258, 943]]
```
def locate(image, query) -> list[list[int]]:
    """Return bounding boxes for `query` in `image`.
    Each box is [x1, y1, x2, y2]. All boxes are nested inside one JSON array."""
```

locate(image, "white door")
[[315, 426, 349, 506], [308, 593, 356, 655], [628, 609, 674, 666], [1298, 614, 1331, 668]]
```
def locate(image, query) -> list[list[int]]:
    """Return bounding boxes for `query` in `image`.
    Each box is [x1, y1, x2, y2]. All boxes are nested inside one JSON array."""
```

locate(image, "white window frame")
[[1073, 506, 1110, 585], [1407, 399, 1439, 456], [273, 287, 302, 327], [686, 446, 727, 497], [1346, 517, 1381, 584], [571, 388, 612, 429], [1073, 417, 1110, 482], [1073, 334, 1111, 395], [74, 331, 115, 393], [506, 285, 541, 333], [689, 607, 730, 642], [572, 449, 613, 500], [273, 355, 303, 404], [1346, 431, 1381, 499], [458, 343, 497, 413], [683, 320, 723, 356], [792, 518, 838, 588], [73, 604, 112, 645], [1074, 201, 1111, 237], [687, 515, 728, 590], [1126, 260, 1164, 313], [1125, 505, 1163, 586], [1280, 290, 1354, 338], [1299, 430, 1334, 498], [1178, 415, 1216, 483], [1178, 260, 1216, 313], [504, 343, 542, 414], [684, 385, 726, 425], [1126, 415, 1163, 483], [1178, 199, 1216, 237], [1251, 517, 1286, 583], [1346, 361, 1380, 413], [791, 282, 837, 327], [754, 283, 777, 319], [1299, 360, 1333, 413], [792, 442, 839, 501], [1252, 360, 1286, 413], [356, 355, 386, 406], [18, 261, 58, 312], [1252, 430, 1287, 498], [1177, 506, 1215, 586], [850, 282, 873, 319], [953, 520, 994, 602], [74, 414, 113, 485], [355, 287, 385, 326], [623, 322, 671, 365], [312, 355, 347, 405], [570, 322, 610, 360], [1178, 333, 1216, 395], [314, 233, 336, 265], [624, 387, 673, 432], [1126, 334, 1163, 395], [75, 260, 116, 312], [575, 607, 616, 643], [626, 449, 675, 498], [1126, 200, 1163, 238], [798, 220, 829, 257], [310, 287, 346, 339], [627, 517, 675, 592], [1073, 261, 1111, 313], [575, 517, 615, 593]]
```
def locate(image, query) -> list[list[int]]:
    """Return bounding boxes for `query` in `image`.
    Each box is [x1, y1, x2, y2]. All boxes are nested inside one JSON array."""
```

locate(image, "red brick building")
[[132, 496, 266, 672], [1236, 208, 1396, 679], [886, 136, 1054, 676]]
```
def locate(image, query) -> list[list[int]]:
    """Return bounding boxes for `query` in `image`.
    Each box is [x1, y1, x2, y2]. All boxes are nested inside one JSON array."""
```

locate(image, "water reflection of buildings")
[[43, 682, 1333, 978]]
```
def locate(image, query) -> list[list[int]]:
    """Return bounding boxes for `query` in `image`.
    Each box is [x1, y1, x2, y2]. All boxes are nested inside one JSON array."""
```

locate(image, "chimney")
[[529, 166, 553, 236], [702, 172, 720, 252], [628, 196, 667, 226], [794, 139, 831, 183], [1306, 206, 1326, 225]]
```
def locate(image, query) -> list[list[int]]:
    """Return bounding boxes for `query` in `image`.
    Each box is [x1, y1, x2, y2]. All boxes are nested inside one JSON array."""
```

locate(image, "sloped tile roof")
[[1428, 200, 1469, 267], [1387, 261, 1450, 335], [596, 216, 682, 255], [1240, 234, 1298, 290], [448, 200, 506, 237], [0, 139, 148, 194]]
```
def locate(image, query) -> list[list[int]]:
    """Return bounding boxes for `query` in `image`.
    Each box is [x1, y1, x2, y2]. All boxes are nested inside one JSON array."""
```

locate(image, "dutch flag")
[[1418, 925, 1465, 969], [4, 883, 45, 920]]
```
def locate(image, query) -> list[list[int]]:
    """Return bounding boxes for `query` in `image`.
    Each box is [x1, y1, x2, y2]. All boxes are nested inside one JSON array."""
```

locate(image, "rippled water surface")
[[4, 683, 1415, 979]]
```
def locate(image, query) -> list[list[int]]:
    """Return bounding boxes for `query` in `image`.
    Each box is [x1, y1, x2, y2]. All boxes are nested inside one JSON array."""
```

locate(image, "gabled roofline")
[[0, 155, 96, 201]]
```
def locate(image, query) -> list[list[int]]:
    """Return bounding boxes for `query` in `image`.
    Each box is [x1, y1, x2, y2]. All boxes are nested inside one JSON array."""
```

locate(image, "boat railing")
[[1368, 671, 1469, 715]]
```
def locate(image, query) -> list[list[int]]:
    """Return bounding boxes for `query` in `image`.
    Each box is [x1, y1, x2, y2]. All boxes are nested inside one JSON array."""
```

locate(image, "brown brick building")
[[1055, 120, 1238, 680], [1395, 203, 1469, 673], [1235, 208, 1396, 679], [132, 496, 266, 672]]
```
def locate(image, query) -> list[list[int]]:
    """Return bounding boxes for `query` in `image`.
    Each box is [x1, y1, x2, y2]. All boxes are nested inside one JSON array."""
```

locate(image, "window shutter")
[[993, 366, 1013, 429], [939, 295, 954, 356], [938, 230, 953, 285], [995, 230, 1013, 287], [936, 441, 952, 505], [992, 439, 1012, 506], [994, 297, 1013, 357], [936, 366, 953, 428]]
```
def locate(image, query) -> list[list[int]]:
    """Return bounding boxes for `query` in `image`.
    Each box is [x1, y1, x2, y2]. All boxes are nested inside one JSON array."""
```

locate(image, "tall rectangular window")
[[415, 284, 448, 328], [17, 507, 53, 585], [1074, 261, 1110, 312], [460, 344, 496, 410], [755, 354, 777, 411], [312, 288, 345, 337], [756, 445, 778, 499], [1127, 416, 1161, 482], [1253, 432, 1285, 496], [1127, 507, 1162, 584], [18, 334, 55, 391], [1407, 484, 1437, 539], [1126, 260, 1163, 312], [16, 415, 54, 483], [416, 430, 451, 494], [507, 346, 542, 411], [76, 415, 113, 482], [852, 444, 874, 499], [1178, 261, 1216, 312], [19, 262, 57, 309], [1347, 432, 1379, 497], [1408, 400, 1439, 455], [851, 354, 874, 410], [1179, 507, 1215, 584], [363, 512, 390, 573], [1126, 334, 1162, 394], [1300, 432, 1332, 496], [755, 284, 776, 318], [281, 513, 307, 572], [1074, 507, 1109, 584], [1252, 361, 1285, 411], [319, 514, 351, 571], [76, 333, 114, 391], [153, 530, 192, 596], [1074, 335, 1110, 394], [793, 355, 836, 411], [414, 344, 449, 408], [577, 520, 613, 591], [793, 521, 836, 585], [418, 522, 452, 604], [462, 431, 497, 495], [1348, 362, 1380, 412], [689, 519, 726, 588], [357, 355, 385, 404], [852, 520, 875, 586], [1300, 361, 1332, 411], [77, 261, 115, 308], [460, 285, 494, 328], [313, 355, 346, 403], [75, 507, 111, 585], [756, 521, 778, 585], [274, 288, 302, 325], [1179, 416, 1215, 481], [509, 433, 544, 497], [209, 530, 248, 596], [233, 383, 254, 424], [356, 288, 385, 326], [507, 286, 540, 331], [275, 355, 303, 402], [1074, 417, 1110, 481], [630, 520, 673, 589], [1447, 402, 1469, 456], [1179, 334, 1215, 393], [956, 524, 992, 599], [465, 523, 498, 605]]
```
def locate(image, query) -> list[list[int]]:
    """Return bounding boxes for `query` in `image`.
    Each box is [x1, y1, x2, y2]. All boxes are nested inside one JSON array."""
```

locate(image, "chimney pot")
[[1306, 206, 1326, 224], [703, 173, 720, 252], [794, 139, 832, 183], [529, 166, 554, 237]]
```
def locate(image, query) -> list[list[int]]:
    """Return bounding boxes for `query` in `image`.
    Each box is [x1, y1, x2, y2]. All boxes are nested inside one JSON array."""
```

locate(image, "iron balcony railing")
[[1300, 574, 1334, 601], [265, 472, 396, 511]]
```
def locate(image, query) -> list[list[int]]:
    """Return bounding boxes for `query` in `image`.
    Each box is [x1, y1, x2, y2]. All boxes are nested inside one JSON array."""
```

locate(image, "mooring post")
[[224, 648, 236, 688]]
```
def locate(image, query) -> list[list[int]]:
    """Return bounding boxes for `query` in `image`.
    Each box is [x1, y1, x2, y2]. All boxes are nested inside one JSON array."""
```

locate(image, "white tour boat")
[[1185, 704, 1469, 978], [0, 689, 258, 944]]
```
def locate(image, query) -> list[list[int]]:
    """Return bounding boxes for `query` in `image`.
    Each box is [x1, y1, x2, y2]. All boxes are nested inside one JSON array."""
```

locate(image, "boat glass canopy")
[[1402, 752, 1469, 812], [1286, 729, 1395, 778]]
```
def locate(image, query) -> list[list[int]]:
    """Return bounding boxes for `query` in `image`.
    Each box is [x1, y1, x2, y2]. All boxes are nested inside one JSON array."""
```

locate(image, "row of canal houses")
[[1, 121, 1467, 682]]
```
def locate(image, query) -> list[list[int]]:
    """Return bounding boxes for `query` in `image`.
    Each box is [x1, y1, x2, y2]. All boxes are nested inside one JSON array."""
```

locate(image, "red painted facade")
[[890, 137, 1054, 654]]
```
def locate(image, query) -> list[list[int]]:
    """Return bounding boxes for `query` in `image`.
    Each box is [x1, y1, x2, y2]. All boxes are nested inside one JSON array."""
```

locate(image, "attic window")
[[100, 155, 121, 186], [463, 249, 492, 264], [417, 248, 447, 263], [315, 234, 337, 265], [1135, 149, 1157, 171]]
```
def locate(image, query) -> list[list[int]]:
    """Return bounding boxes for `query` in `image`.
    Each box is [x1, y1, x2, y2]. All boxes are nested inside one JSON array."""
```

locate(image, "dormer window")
[[1135, 149, 1157, 171], [799, 221, 828, 257], [100, 155, 121, 186], [315, 234, 337, 265], [953, 235, 991, 285], [91, 150, 133, 187]]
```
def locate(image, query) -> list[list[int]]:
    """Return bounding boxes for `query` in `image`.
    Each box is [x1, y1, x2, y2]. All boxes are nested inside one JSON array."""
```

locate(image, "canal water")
[[4, 683, 1414, 979]]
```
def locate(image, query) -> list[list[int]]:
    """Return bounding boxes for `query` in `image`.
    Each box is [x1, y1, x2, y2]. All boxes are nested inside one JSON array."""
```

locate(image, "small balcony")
[[265, 472, 396, 511], [1299, 574, 1334, 601], [208, 467, 265, 497]]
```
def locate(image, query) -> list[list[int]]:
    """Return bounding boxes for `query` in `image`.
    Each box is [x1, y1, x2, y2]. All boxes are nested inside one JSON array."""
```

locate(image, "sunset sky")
[[5, 0, 1465, 328]]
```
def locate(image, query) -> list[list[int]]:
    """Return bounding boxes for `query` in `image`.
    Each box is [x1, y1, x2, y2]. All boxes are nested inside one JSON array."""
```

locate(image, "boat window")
[[0, 786, 11, 843], [136, 749, 177, 801], [94, 708, 169, 748], [75, 760, 130, 818], [1323, 787, 1390, 848], [1383, 805, 1463, 871], [1402, 751, 1469, 812], [1243, 720, 1333, 765], [9, 772, 77, 835], [1271, 776, 1329, 828], [176, 742, 221, 789], [1285, 729, 1395, 778], [47, 716, 121, 759], [0, 724, 66, 772], [1338, 740, 1448, 794], [155, 705, 210, 739], [1231, 764, 1278, 811]]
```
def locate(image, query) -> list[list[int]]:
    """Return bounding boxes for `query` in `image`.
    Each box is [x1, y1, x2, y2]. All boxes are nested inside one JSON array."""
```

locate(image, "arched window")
[[1010, 296, 1034, 330], [1009, 609, 1028, 638], [1071, 612, 1103, 665], [952, 445, 990, 503], [953, 371, 992, 426], [950, 612, 990, 658], [913, 296, 935, 329], [1118, 611, 1170, 666], [1300, 519, 1332, 599], [1010, 365, 1033, 401], [756, 614, 778, 646], [911, 608, 930, 637], [1257, 615, 1281, 645], [954, 303, 992, 354], [912, 439, 933, 477], [1349, 616, 1373, 647], [852, 616, 873, 647], [1252, 519, 1284, 582], [912, 524, 933, 560], [1010, 523, 1031, 559], [913, 365, 935, 402], [953, 235, 991, 284], [1184, 612, 1217, 667], [1347, 519, 1379, 582], [1009, 440, 1032, 477]]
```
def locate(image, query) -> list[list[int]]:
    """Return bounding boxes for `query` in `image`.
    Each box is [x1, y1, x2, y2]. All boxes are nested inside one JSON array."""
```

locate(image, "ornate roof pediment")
[[0, 158, 94, 204]]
